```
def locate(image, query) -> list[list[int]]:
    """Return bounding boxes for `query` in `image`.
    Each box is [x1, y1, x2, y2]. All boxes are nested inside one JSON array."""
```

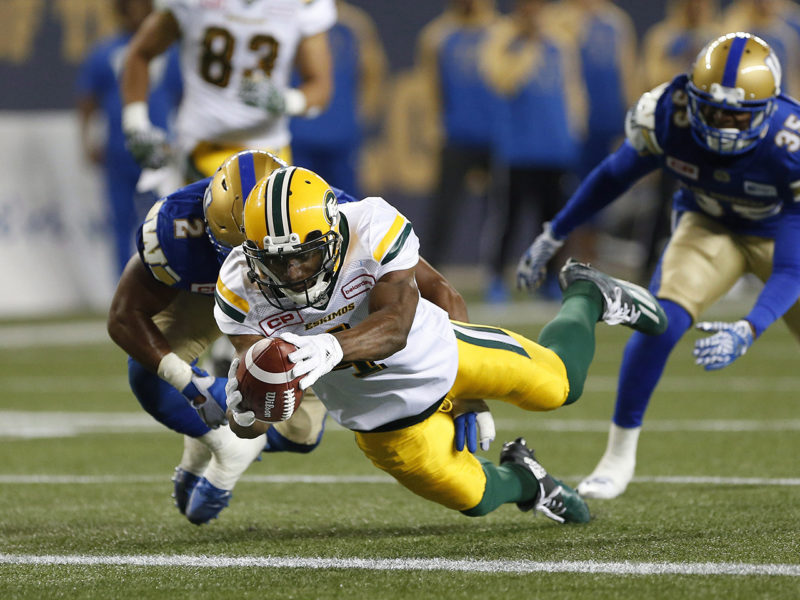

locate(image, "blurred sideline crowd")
[[77, 0, 800, 303]]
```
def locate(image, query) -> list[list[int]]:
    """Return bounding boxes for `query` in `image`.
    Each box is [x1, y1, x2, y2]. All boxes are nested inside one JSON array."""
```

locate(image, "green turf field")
[[0, 302, 798, 599]]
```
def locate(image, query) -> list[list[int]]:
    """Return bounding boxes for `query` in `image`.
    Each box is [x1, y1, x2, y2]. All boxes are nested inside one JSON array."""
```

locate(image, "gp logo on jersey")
[[342, 274, 375, 299], [324, 190, 338, 226], [260, 310, 304, 335], [666, 156, 699, 180]]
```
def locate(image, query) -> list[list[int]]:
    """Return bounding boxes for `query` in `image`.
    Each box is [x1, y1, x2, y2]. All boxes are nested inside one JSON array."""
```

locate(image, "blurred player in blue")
[[107, 150, 493, 524], [516, 32, 800, 499], [77, 0, 182, 276]]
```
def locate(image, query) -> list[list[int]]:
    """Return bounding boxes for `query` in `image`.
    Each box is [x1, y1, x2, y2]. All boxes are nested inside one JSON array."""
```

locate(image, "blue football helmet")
[[203, 150, 287, 260], [687, 32, 781, 155]]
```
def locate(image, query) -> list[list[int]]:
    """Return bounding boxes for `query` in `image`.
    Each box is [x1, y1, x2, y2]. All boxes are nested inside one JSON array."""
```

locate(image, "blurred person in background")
[[543, 0, 638, 276], [544, 0, 637, 179], [415, 0, 499, 270], [479, 0, 586, 303], [637, 0, 721, 281], [517, 32, 800, 500], [77, 0, 182, 276], [120, 0, 335, 188], [290, 0, 388, 198]]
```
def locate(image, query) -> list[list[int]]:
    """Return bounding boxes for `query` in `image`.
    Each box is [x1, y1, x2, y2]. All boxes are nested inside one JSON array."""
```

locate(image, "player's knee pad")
[[127, 357, 209, 437]]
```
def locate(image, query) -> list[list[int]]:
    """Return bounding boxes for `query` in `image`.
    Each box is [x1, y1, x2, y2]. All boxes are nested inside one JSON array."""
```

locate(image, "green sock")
[[461, 458, 539, 517], [537, 280, 603, 404]]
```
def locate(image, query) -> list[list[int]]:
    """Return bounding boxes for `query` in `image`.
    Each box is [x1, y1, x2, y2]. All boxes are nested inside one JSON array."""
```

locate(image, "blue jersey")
[[135, 180, 358, 293], [489, 38, 581, 168], [652, 75, 800, 238], [437, 26, 496, 148], [579, 16, 628, 138], [76, 34, 182, 171]]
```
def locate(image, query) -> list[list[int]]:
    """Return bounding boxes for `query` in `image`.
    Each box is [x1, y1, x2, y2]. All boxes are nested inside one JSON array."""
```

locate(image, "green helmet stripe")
[[268, 167, 291, 237]]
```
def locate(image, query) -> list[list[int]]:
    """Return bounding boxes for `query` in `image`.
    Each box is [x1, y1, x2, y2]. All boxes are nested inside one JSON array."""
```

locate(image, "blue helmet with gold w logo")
[[687, 32, 781, 155]]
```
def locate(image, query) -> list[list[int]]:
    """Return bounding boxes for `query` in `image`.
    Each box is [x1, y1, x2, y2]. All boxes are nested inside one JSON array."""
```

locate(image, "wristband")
[[283, 88, 308, 116], [157, 352, 193, 391], [122, 101, 151, 133]]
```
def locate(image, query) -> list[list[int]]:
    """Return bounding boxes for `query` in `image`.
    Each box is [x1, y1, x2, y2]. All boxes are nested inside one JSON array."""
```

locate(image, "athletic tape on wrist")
[[157, 352, 193, 391]]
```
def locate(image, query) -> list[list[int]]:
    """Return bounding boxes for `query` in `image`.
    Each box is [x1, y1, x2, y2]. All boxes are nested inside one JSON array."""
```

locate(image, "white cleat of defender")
[[577, 423, 640, 499]]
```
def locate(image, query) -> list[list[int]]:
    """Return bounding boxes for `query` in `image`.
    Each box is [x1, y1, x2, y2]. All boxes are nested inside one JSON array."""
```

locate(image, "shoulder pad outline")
[[625, 82, 668, 155]]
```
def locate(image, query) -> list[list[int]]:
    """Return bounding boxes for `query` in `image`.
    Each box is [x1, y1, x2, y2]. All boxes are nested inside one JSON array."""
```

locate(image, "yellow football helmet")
[[687, 32, 781, 154], [242, 166, 342, 309], [203, 149, 287, 259]]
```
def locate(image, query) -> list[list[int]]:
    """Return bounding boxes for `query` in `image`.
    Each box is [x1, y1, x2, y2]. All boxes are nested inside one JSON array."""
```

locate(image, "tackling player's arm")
[[415, 257, 468, 321], [108, 254, 228, 428], [107, 255, 180, 369]]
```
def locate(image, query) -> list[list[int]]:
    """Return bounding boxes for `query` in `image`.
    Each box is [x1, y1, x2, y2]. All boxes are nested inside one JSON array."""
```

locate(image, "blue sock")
[[613, 299, 692, 428]]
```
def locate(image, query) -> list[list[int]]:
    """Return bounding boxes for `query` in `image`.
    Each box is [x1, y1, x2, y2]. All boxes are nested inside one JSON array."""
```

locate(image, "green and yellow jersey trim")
[[373, 214, 413, 265], [214, 279, 249, 324]]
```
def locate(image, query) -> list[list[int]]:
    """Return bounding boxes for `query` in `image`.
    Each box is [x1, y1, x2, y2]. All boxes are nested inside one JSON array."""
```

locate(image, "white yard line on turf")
[[0, 473, 797, 486], [0, 553, 797, 576], [2, 412, 800, 438]]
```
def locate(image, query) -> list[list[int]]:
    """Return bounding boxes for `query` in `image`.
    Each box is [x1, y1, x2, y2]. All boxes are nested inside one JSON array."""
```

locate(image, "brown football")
[[235, 337, 303, 423]]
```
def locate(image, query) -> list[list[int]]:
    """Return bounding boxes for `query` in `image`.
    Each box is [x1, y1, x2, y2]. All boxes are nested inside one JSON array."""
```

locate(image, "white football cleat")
[[577, 423, 640, 499]]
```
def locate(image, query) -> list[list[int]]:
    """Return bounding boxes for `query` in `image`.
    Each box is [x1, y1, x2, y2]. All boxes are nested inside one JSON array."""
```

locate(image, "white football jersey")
[[157, 0, 336, 153], [214, 197, 460, 431]]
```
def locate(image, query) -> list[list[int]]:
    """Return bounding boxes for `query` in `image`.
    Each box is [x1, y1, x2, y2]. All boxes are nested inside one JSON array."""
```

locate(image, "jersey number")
[[326, 324, 387, 378], [200, 26, 280, 88], [775, 114, 800, 152]]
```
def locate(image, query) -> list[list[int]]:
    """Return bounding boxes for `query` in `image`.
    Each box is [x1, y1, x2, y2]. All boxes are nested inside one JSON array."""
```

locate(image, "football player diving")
[[107, 149, 495, 525], [215, 164, 668, 525], [517, 32, 800, 499]]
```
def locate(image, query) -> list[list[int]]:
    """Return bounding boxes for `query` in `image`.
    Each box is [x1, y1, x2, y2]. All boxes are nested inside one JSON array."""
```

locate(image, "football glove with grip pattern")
[[181, 366, 228, 428], [693, 320, 754, 370], [516, 222, 565, 291]]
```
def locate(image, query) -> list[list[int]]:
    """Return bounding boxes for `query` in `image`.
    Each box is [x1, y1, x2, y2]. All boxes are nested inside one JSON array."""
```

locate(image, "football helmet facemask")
[[203, 150, 287, 261], [687, 32, 781, 155], [242, 166, 342, 309]]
